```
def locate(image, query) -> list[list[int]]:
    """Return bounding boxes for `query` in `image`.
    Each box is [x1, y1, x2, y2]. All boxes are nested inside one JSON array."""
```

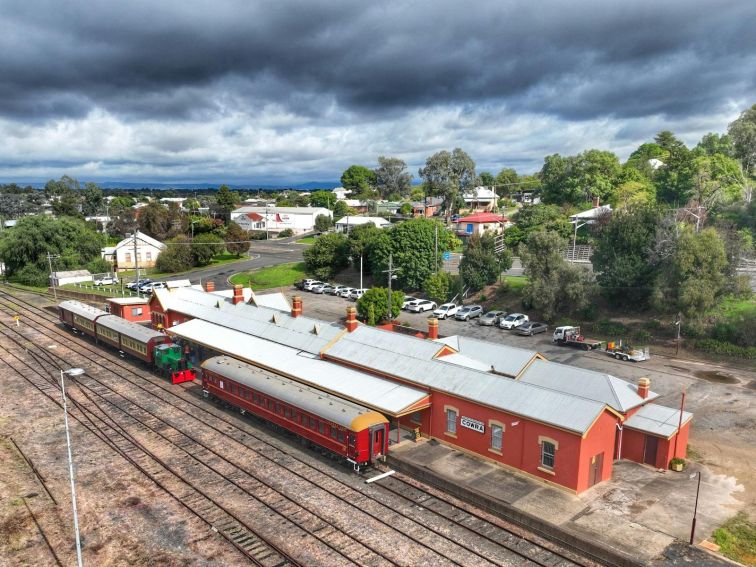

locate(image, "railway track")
[[0, 287, 600, 567]]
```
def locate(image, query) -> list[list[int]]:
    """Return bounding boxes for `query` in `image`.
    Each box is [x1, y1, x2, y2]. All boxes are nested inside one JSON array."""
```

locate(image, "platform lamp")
[[60, 367, 86, 567]]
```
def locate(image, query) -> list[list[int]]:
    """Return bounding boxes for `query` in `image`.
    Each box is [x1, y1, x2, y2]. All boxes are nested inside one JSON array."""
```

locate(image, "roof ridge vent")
[[312, 323, 322, 335], [271, 313, 280, 324]]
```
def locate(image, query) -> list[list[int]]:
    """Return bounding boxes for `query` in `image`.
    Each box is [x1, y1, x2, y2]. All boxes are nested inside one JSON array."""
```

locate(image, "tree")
[[518, 231, 596, 321], [459, 234, 512, 293], [52, 189, 82, 218], [654, 131, 695, 203], [303, 232, 350, 280], [225, 222, 250, 257], [423, 271, 452, 304], [81, 182, 104, 216], [340, 165, 377, 196], [0, 216, 104, 280], [370, 218, 458, 291], [374, 156, 412, 199], [155, 235, 194, 273], [314, 214, 333, 232], [695, 133, 734, 157], [109, 206, 137, 239], [191, 233, 225, 266], [419, 148, 476, 218], [310, 190, 334, 209], [356, 287, 403, 325], [216, 184, 241, 220], [690, 154, 747, 210], [540, 150, 621, 205], [44, 175, 80, 198], [348, 222, 387, 274], [137, 201, 169, 240], [591, 205, 662, 308], [728, 103, 756, 177], [495, 168, 519, 194], [505, 204, 571, 247], [478, 171, 495, 186]]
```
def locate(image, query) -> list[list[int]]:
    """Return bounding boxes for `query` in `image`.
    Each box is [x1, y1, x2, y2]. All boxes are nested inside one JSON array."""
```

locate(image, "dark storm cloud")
[[1, 0, 754, 124]]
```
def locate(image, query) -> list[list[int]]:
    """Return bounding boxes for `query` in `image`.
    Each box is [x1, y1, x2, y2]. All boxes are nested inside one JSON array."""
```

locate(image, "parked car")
[[94, 275, 118, 286], [303, 280, 324, 291], [296, 278, 313, 290], [338, 287, 355, 298], [433, 303, 459, 319], [329, 285, 348, 295], [402, 296, 419, 310], [479, 310, 505, 326], [126, 278, 152, 291], [455, 305, 483, 321], [499, 313, 529, 329], [514, 321, 548, 336], [139, 281, 167, 293], [407, 299, 437, 313], [348, 288, 367, 300], [312, 283, 333, 294]]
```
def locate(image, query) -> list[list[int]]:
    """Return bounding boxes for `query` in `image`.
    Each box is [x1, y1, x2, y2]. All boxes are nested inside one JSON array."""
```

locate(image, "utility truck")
[[552, 326, 603, 350]]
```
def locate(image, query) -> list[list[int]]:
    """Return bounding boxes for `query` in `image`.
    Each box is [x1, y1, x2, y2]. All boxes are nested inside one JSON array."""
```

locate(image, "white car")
[[311, 283, 333, 294], [499, 313, 529, 329], [407, 299, 437, 313], [433, 303, 459, 319], [338, 287, 355, 298], [303, 280, 324, 291], [348, 288, 367, 300], [94, 275, 118, 286], [139, 281, 167, 293], [329, 285, 348, 295]]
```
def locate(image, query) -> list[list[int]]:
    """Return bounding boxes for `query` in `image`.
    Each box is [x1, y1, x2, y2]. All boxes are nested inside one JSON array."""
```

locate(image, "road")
[[181, 238, 305, 288]]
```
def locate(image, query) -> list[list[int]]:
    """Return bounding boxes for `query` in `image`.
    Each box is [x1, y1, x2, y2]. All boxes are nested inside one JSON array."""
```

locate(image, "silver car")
[[455, 305, 483, 321], [479, 310, 505, 326]]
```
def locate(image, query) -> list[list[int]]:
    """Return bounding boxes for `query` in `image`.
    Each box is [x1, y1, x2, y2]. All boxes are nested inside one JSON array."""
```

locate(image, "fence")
[[563, 245, 593, 263]]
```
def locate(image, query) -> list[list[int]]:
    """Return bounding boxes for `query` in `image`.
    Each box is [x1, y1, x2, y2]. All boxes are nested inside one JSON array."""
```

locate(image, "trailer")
[[552, 326, 603, 350], [605, 341, 650, 362]]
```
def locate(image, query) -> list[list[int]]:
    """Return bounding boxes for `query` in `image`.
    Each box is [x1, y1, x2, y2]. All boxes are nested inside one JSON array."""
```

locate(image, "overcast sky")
[[1, 0, 754, 184]]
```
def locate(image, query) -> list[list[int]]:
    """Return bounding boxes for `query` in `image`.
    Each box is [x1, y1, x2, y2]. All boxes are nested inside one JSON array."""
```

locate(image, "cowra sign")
[[460, 416, 485, 433]]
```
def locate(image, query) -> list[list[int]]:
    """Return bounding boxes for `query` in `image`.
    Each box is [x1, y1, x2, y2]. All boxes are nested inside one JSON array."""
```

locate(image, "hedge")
[[691, 339, 756, 359]]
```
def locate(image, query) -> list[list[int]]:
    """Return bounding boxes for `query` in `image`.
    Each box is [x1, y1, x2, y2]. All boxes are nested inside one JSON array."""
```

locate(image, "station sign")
[[460, 416, 485, 433]]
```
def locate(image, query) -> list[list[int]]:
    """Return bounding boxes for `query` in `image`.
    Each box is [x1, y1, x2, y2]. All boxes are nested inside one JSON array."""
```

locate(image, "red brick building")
[[106, 297, 151, 323]]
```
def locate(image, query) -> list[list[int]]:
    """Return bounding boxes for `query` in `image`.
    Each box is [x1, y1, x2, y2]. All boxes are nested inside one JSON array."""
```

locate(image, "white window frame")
[[444, 406, 458, 436]]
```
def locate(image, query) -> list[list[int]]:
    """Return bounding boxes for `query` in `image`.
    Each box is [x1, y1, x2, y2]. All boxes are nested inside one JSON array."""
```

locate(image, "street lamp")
[[689, 471, 702, 545], [60, 367, 86, 567]]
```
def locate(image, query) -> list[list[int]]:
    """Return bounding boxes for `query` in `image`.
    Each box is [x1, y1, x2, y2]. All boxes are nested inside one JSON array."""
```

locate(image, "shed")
[[51, 270, 92, 286]]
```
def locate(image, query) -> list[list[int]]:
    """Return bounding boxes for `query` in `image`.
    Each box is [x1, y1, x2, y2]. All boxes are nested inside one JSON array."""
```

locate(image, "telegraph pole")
[[133, 232, 140, 296], [383, 254, 400, 321], [47, 252, 60, 300]]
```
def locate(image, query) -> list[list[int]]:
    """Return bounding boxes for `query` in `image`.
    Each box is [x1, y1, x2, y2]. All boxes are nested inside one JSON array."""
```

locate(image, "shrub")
[[692, 339, 756, 359], [356, 287, 403, 325], [13, 264, 49, 287], [278, 228, 294, 238], [86, 258, 114, 275]]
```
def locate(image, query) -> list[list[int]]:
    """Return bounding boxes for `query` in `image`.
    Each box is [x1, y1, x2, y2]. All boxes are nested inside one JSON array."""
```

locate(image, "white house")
[[231, 206, 332, 235], [335, 216, 390, 233], [463, 186, 497, 210], [111, 231, 167, 272], [332, 187, 352, 200]]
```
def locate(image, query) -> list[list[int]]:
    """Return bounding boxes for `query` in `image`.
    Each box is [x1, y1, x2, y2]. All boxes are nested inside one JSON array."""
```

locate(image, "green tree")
[[727, 103, 756, 176], [333, 200, 350, 218], [81, 182, 104, 216], [109, 205, 137, 239], [224, 221, 250, 257], [478, 171, 495, 186], [695, 133, 734, 157], [348, 222, 387, 274], [423, 271, 452, 304], [654, 131, 695, 203], [314, 214, 333, 232], [690, 154, 747, 209], [340, 165, 377, 196], [303, 232, 350, 280], [44, 175, 80, 198], [191, 233, 225, 266], [310, 190, 334, 209], [540, 149, 621, 205], [591, 205, 661, 308], [505, 204, 571, 247], [155, 235, 194, 273], [138, 201, 169, 240], [419, 148, 476, 218], [374, 156, 412, 199], [519, 231, 596, 321], [215, 184, 241, 220], [459, 234, 512, 293], [399, 202, 413, 215], [0, 216, 104, 280], [356, 287, 403, 325], [495, 168, 519, 194], [370, 218, 458, 290]]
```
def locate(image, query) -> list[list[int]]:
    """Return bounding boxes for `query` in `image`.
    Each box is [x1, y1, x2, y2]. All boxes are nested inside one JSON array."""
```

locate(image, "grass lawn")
[[296, 236, 317, 245], [502, 275, 528, 293], [229, 262, 307, 291], [713, 512, 756, 566], [713, 295, 756, 321], [60, 282, 123, 297]]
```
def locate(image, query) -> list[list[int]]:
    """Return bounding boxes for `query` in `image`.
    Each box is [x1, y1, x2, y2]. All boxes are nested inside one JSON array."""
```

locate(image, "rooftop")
[[455, 212, 509, 223], [434, 335, 540, 377], [623, 404, 692, 439]]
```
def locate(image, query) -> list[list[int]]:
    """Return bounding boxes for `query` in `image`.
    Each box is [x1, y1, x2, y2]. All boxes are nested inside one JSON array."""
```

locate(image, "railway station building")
[[149, 285, 692, 494]]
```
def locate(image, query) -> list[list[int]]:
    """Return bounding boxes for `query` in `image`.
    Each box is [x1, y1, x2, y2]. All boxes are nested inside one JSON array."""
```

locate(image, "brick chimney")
[[428, 318, 439, 340], [637, 377, 650, 399], [345, 306, 358, 332], [592, 196, 601, 208], [232, 284, 244, 305], [204, 281, 215, 293], [291, 295, 303, 318]]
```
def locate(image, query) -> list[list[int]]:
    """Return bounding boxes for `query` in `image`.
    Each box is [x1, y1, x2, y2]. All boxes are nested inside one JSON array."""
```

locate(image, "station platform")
[[387, 439, 742, 566]]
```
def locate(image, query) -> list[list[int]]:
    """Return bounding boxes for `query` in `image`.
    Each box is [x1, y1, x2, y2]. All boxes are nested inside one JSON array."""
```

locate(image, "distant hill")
[[18, 180, 341, 191]]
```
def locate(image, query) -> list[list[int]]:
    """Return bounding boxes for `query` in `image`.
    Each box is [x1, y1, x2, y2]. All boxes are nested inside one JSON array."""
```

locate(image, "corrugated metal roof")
[[169, 319, 429, 416], [623, 404, 692, 438], [323, 340, 606, 434], [97, 315, 166, 343], [59, 300, 107, 321], [434, 335, 538, 377], [343, 326, 443, 360], [107, 297, 149, 305], [251, 291, 291, 312], [202, 356, 380, 429], [519, 359, 657, 413]]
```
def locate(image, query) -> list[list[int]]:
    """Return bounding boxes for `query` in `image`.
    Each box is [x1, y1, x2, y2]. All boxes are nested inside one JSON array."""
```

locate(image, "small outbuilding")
[[51, 270, 92, 287], [335, 216, 390, 233]]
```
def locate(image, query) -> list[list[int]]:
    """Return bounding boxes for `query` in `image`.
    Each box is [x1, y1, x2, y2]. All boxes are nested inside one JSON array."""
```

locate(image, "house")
[[335, 216, 390, 233], [332, 187, 352, 201], [463, 186, 497, 211], [111, 231, 166, 272], [412, 196, 444, 218], [230, 206, 332, 235], [454, 212, 509, 237], [51, 270, 92, 287]]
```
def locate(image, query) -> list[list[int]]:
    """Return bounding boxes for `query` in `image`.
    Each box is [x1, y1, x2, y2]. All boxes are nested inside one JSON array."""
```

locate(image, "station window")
[[541, 441, 556, 469], [411, 411, 422, 424], [131, 307, 143, 317], [491, 425, 503, 451], [445, 409, 457, 434]]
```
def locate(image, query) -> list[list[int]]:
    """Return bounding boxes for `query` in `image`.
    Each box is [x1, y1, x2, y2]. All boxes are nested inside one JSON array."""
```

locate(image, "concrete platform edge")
[[387, 454, 653, 567]]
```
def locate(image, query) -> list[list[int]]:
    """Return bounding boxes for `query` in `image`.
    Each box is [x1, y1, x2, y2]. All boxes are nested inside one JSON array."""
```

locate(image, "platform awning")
[[168, 318, 430, 418]]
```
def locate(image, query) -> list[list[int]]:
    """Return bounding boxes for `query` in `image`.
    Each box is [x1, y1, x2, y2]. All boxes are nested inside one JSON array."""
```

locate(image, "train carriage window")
[[219, 380, 224, 389], [337, 430, 345, 443], [309, 417, 316, 429], [266, 399, 272, 409], [253, 393, 260, 404], [318, 422, 325, 435], [275, 402, 281, 414], [330, 427, 337, 440]]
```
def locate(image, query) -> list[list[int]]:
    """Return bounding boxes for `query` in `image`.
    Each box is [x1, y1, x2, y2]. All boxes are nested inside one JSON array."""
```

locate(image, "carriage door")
[[370, 426, 385, 458]]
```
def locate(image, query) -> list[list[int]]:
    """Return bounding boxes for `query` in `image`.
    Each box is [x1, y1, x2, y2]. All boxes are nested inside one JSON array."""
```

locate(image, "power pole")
[[47, 252, 60, 300], [133, 232, 140, 296], [383, 253, 400, 321]]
